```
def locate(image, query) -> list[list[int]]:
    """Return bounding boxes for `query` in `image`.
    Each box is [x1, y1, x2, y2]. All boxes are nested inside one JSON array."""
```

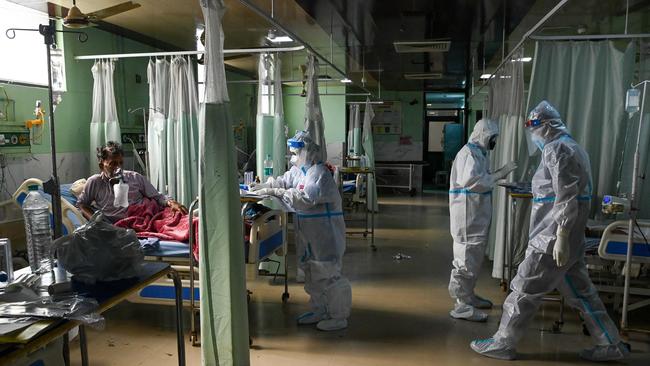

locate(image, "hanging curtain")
[[272, 53, 286, 176], [90, 60, 122, 166], [256, 53, 286, 178], [166, 56, 199, 206], [348, 104, 361, 156], [484, 48, 528, 279], [198, 0, 249, 365], [90, 60, 105, 163], [304, 54, 327, 162], [147, 58, 170, 192], [526, 41, 636, 215], [103, 60, 121, 144], [488, 40, 637, 279], [362, 99, 379, 212]]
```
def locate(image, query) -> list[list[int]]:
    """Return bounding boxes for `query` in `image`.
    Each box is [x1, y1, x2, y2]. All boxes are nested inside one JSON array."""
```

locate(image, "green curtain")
[[526, 41, 636, 216], [199, 0, 250, 365]]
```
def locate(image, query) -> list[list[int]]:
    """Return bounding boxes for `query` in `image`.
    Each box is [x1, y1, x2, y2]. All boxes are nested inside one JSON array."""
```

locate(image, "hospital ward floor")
[[70, 194, 650, 365]]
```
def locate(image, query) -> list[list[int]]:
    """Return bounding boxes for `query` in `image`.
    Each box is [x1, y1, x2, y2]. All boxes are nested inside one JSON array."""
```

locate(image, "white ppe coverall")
[[448, 119, 503, 307], [491, 101, 623, 357], [259, 131, 351, 330]]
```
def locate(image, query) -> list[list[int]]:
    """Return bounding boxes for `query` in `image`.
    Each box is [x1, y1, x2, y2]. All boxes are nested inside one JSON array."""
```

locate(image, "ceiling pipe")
[[238, 0, 346, 77], [238, 0, 375, 98], [530, 33, 650, 41], [470, 0, 569, 99], [74, 45, 305, 60]]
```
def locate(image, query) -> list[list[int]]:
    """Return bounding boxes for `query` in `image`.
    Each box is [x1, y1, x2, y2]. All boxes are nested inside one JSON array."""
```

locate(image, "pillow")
[[70, 178, 87, 198]]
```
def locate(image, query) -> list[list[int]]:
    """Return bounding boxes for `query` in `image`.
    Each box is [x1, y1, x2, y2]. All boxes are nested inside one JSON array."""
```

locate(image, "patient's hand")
[[168, 199, 188, 215]]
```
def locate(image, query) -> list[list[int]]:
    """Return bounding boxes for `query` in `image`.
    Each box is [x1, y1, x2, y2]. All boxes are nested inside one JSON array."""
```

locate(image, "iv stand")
[[621, 79, 649, 331], [6, 21, 87, 239]]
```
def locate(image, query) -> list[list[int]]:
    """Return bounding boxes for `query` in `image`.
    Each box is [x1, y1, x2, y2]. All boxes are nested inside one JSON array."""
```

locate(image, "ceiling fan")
[[48, 0, 141, 29]]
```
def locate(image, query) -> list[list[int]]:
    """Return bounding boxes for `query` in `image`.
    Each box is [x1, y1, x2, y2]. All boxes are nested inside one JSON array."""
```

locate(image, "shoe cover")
[[297, 311, 326, 325], [470, 294, 493, 309], [450, 303, 488, 322], [316, 318, 348, 331], [579, 342, 629, 362], [470, 338, 516, 360]]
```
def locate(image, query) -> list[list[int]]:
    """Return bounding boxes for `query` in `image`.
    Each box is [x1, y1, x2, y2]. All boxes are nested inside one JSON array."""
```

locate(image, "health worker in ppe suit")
[[448, 119, 517, 322], [471, 101, 628, 362], [253, 131, 352, 331]]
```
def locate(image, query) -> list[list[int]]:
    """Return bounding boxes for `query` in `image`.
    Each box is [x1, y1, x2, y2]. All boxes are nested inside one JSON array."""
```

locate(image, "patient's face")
[[100, 154, 124, 177]]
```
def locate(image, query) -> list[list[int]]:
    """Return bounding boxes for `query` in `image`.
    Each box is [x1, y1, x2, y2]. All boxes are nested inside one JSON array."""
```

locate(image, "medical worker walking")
[[448, 119, 517, 322], [471, 101, 628, 361], [254, 130, 352, 331]]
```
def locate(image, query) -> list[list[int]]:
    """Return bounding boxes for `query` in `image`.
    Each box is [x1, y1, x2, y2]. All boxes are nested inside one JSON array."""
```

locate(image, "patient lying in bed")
[[77, 141, 187, 223]]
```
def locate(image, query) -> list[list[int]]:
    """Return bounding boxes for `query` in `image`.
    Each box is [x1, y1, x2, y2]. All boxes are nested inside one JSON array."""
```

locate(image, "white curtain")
[[256, 53, 286, 178], [484, 48, 528, 279], [348, 104, 361, 156], [90, 60, 121, 165], [147, 58, 170, 192], [166, 56, 199, 206], [198, 0, 249, 365], [304, 54, 327, 162], [362, 99, 379, 212]]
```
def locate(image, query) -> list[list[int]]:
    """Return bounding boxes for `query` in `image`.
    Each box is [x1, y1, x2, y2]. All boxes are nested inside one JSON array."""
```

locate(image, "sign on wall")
[[371, 101, 402, 135]]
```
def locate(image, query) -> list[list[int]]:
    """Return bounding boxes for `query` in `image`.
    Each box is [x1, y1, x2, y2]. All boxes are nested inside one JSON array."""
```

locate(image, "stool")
[[435, 171, 449, 187]]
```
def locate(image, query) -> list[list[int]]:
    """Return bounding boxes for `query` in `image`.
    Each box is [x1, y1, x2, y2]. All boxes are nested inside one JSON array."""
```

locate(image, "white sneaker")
[[296, 311, 326, 325], [470, 294, 493, 309], [316, 318, 348, 331], [579, 342, 629, 362], [470, 338, 516, 360], [450, 303, 488, 322]]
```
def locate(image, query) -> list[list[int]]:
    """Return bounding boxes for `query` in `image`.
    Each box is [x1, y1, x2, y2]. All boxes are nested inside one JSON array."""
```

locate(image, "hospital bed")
[[8, 178, 289, 346], [10, 178, 87, 236], [589, 220, 650, 319]]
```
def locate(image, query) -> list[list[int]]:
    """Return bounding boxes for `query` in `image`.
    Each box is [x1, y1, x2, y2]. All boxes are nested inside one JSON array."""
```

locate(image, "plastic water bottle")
[[22, 185, 53, 273], [263, 154, 274, 180]]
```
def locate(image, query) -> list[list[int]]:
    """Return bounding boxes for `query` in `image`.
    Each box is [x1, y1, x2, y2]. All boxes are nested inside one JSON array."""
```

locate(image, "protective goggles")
[[287, 139, 305, 148], [524, 118, 543, 128]]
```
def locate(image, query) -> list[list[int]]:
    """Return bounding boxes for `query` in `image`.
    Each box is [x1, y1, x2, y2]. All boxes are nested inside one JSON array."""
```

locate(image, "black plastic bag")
[[54, 213, 144, 284]]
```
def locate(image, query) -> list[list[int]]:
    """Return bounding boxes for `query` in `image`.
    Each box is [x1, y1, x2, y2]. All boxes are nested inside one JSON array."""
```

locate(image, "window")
[[0, 0, 49, 86], [260, 81, 274, 115], [259, 54, 275, 115]]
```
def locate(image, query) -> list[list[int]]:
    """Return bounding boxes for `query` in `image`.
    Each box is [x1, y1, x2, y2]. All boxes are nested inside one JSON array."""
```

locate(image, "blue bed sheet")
[[143, 240, 190, 257]]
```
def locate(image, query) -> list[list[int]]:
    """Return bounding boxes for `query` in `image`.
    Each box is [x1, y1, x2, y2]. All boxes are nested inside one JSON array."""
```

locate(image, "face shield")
[[287, 132, 307, 167], [524, 117, 544, 155], [525, 100, 564, 155]]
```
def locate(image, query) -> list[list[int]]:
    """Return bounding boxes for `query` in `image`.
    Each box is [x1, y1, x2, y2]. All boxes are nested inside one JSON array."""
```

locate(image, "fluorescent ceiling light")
[[266, 35, 293, 43], [403, 72, 443, 80], [340, 78, 352, 83], [512, 57, 532, 62], [480, 73, 494, 79]]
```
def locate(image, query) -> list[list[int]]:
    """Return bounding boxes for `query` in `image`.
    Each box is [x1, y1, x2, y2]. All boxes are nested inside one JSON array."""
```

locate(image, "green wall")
[[283, 85, 346, 144], [1, 24, 254, 174], [372, 90, 424, 143], [1, 26, 159, 159]]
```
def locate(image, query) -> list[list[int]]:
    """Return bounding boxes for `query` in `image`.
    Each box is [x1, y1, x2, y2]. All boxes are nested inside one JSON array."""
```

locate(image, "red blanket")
[[115, 198, 199, 259]]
